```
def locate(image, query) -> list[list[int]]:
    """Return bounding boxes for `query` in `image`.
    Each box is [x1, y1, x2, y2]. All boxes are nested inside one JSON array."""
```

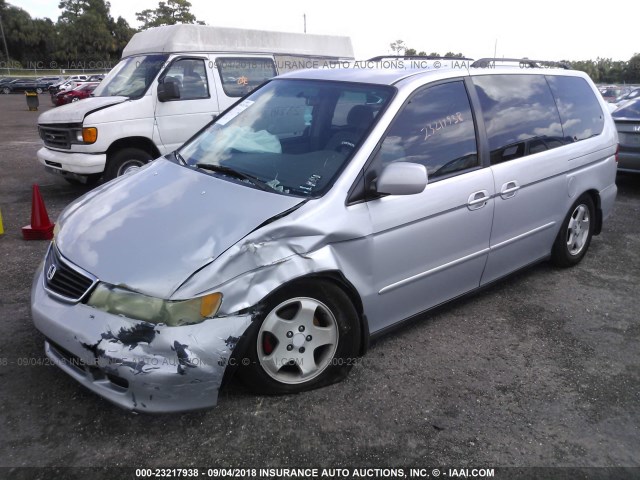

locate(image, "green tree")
[[56, 0, 135, 63], [404, 48, 416, 56], [136, 0, 204, 30], [0, 0, 57, 64], [389, 39, 405, 56]]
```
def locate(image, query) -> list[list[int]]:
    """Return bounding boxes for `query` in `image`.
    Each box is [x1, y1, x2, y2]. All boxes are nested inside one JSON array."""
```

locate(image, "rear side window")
[[472, 75, 564, 164], [546, 76, 604, 141], [217, 57, 277, 97], [374, 81, 479, 179]]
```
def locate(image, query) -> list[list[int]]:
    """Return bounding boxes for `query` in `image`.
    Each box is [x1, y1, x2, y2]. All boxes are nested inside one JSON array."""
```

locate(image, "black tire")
[[36, 88, 43, 94], [104, 148, 153, 181], [2, 87, 10, 94], [238, 279, 361, 395], [551, 194, 595, 268]]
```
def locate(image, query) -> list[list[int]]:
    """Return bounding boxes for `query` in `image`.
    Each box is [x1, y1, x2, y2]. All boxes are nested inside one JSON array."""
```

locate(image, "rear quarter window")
[[216, 57, 277, 97], [546, 75, 604, 141]]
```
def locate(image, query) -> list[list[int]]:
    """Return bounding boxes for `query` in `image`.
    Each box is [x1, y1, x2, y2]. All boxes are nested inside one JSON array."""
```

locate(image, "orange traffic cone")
[[22, 185, 55, 240]]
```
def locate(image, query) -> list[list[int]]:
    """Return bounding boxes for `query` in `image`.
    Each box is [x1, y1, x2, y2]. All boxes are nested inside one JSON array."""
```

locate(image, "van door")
[[363, 81, 494, 332], [153, 56, 219, 154], [211, 56, 277, 113], [471, 74, 568, 285]]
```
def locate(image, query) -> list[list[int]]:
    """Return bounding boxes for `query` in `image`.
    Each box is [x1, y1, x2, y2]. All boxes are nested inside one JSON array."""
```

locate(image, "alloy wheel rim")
[[566, 204, 590, 256], [257, 297, 339, 384]]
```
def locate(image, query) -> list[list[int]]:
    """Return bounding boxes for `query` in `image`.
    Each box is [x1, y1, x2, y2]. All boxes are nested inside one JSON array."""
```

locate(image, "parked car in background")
[[615, 87, 640, 105], [613, 98, 640, 173], [48, 75, 89, 94], [1, 78, 48, 94], [601, 87, 622, 103], [53, 82, 99, 106], [86, 74, 105, 82], [37, 76, 64, 87]]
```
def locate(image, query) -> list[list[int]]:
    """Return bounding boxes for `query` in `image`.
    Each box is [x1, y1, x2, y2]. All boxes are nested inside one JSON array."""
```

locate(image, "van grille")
[[39, 126, 72, 150], [43, 244, 97, 302]]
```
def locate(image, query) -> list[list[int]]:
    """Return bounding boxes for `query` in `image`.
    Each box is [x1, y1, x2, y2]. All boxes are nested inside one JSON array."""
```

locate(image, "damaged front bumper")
[[31, 263, 252, 413]]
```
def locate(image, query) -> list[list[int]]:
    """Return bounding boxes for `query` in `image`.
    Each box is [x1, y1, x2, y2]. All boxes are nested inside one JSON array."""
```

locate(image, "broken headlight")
[[87, 283, 222, 327]]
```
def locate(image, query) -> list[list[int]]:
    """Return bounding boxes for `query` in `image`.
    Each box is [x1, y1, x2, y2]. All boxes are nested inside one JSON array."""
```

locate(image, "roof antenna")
[[303, 14, 307, 34]]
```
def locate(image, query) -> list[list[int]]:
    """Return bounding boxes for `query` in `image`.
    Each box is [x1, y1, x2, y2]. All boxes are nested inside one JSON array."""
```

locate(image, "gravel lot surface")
[[0, 93, 638, 478]]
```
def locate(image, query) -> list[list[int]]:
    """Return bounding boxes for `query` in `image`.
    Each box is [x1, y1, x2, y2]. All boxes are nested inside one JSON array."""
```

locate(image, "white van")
[[36, 25, 353, 183]]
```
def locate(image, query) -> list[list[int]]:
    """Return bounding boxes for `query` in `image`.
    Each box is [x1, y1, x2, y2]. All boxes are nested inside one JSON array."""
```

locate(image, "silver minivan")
[[31, 60, 618, 412]]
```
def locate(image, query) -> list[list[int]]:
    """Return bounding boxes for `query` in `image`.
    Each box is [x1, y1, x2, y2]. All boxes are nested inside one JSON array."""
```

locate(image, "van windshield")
[[179, 79, 394, 197], [93, 54, 168, 99]]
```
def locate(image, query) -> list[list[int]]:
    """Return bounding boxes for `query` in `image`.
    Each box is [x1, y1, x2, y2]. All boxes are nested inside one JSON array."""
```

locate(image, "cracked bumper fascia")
[[31, 263, 252, 413]]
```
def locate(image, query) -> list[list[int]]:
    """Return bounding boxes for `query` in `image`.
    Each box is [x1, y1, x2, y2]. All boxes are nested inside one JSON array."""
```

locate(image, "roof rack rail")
[[367, 55, 474, 62], [471, 58, 571, 69]]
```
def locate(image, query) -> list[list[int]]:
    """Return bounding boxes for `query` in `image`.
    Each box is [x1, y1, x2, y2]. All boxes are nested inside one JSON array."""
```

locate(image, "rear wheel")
[[239, 280, 361, 394], [551, 194, 595, 267], [104, 148, 153, 181], [2, 87, 9, 94]]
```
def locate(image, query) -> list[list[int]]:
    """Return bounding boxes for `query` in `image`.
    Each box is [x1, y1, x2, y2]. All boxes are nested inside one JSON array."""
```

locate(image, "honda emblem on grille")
[[45, 134, 56, 141], [634, 125, 640, 132], [46, 264, 57, 281]]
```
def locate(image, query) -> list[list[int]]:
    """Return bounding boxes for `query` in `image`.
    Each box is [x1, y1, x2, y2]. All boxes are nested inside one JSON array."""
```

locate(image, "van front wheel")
[[105, 148, 153, 181], [551, 194, 595, 268], [239, 280, 361, 395]]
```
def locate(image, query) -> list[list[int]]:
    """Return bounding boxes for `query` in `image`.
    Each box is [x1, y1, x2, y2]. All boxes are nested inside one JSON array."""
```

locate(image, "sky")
[[10, 0, 640, 62]]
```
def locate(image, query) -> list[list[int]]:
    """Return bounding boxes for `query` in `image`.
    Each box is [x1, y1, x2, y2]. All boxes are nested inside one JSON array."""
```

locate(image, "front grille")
[[39, 125, 72, 150], [43, 244, 97, 302]]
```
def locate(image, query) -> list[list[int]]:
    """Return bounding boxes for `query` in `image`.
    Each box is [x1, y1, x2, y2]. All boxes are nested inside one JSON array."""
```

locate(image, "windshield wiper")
[[195, 163, 271, 191], [174, 151, 186, 165]]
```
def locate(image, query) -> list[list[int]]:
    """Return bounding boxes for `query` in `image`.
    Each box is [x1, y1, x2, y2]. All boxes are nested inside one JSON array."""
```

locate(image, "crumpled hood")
[[38, 96, 129, 124], [55, 158, 302, 298]]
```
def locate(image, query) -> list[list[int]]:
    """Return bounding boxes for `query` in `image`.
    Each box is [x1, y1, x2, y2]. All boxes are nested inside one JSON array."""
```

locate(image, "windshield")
[[93, 54, 168, 99], [179, 79, 393, 197]]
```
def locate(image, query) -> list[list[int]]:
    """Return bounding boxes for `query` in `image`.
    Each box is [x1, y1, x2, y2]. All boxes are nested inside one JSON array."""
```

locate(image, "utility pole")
[[303, 13, 306, 34], [0, 10, 10, 69]]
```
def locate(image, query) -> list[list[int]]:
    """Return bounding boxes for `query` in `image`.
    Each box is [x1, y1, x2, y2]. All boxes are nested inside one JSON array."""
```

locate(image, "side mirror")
[[157, 80, 180, 102], [376, 162, 428, 196]]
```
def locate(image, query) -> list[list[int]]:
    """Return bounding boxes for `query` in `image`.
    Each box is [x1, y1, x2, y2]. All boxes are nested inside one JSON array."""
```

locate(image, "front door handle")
[[500, 180, 520, 199], [468, 190, 490, 210]]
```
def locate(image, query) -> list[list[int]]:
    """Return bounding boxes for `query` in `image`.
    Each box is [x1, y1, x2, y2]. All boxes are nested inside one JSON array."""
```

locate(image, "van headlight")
[[87, 284, 222, 327], [72, 127, 98, 144]]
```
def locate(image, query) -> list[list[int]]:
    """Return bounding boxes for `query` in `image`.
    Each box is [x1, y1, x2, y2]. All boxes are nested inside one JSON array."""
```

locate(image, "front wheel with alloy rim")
[[36, 88, 43, 94], [2, 87, 10, 94], [551, 194, 595, 267], [104, 148, 153, 181], [239, 280, 361, 394]]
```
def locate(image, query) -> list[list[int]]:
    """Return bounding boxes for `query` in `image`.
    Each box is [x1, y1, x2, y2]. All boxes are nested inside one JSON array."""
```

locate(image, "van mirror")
[[157, 80, 180, 102], [376, 162, 428, 196]]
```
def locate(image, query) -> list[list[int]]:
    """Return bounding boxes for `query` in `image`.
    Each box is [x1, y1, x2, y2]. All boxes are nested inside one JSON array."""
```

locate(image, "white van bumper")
[[37, 147, 106, 175]]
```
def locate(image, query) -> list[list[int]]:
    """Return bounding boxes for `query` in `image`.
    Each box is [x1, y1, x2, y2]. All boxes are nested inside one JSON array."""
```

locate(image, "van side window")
[[163, 58, 209, 100], [546, 76, 604, 142], [374, 81, 479, 179], [217, 58, 277, 97], [472, 75, 564, 164]]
